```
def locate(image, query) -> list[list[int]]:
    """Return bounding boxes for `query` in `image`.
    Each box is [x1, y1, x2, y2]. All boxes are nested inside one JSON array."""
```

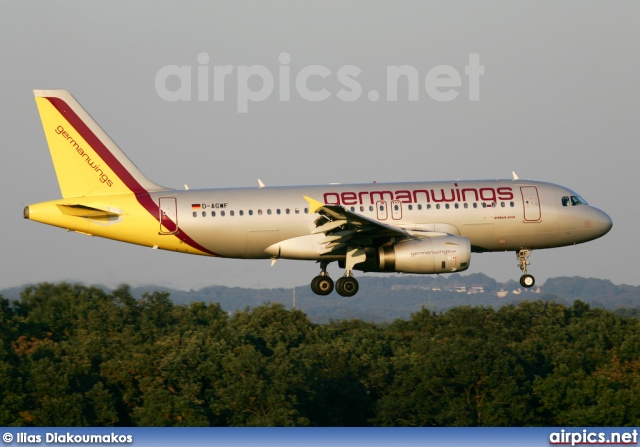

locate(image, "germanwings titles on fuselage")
[[24, 90, 612, 297]]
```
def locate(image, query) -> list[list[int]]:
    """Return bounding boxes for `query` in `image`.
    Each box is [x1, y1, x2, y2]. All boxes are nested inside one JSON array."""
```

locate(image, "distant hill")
[[3, 274, 639, 323]]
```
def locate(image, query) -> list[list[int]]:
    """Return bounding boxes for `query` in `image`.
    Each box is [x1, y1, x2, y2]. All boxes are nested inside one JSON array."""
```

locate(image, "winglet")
[[303, 196, 324, 213], [512, 171, 519, 181]]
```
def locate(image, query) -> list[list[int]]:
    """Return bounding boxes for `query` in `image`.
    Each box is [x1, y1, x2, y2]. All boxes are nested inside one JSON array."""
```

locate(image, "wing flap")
[[312, 219, 347, 234], [319, 243, 347, 255], [303, 195, 409, 255], [320, 229, 356, 244]]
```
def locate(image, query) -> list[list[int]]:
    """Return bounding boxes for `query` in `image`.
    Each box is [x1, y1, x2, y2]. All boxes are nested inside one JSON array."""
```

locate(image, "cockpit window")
[[562, 195, 588, 206], [571, 195, 587, 206]]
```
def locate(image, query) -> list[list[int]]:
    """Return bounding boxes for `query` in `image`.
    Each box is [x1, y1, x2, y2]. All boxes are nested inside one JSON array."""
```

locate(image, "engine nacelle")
[[354, 236, 471, 274]]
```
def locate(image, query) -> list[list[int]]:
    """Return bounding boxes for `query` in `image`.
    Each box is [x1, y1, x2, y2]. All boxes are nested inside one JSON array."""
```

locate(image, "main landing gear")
[[310, 261, 334, 296], [517, 249, 535, 288], [310, 261, 360, 298], [335, 276, 359, 297], [310, 248, 365, 297]]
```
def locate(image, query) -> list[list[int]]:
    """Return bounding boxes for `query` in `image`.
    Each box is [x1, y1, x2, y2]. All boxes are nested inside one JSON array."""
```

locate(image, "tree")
[[208, 304, 313, 426], [296, 319, 393, 426]]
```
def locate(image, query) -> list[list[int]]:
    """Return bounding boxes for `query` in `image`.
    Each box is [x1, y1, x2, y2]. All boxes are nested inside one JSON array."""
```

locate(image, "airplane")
[[24, 90, 612, 297]]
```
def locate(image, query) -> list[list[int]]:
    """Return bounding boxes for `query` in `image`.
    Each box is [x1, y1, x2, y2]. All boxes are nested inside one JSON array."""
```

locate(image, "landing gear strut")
[[333, 247, 365, 297], [517, 249, 535, 288], [310, 261, 334, 296]]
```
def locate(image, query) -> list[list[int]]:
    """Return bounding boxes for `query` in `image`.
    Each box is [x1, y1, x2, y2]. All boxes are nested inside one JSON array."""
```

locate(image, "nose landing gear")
[[517, 249, 535, 288]]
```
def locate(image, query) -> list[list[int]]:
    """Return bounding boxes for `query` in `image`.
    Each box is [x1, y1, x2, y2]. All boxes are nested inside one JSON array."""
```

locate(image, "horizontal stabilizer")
[[56, 204, 121, 220]]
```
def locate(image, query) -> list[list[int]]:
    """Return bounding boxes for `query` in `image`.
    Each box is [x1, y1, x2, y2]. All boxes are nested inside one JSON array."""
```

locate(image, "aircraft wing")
[[304, 196, 410, 255]]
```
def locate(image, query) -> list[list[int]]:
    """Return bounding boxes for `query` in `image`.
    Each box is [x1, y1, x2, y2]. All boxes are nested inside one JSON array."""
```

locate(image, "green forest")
[[1, 282, 640, 427]]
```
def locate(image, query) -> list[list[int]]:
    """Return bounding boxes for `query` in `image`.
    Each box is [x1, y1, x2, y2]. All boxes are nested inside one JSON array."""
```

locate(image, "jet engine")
[[352, 235, 471, 274]]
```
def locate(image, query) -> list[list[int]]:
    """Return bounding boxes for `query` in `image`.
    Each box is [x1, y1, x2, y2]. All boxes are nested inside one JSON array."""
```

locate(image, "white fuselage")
[[150, 179, 611, 260]]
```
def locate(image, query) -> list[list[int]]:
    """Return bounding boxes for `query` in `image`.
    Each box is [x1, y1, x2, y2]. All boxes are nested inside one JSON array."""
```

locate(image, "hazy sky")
[[1, 1, 638, 291]]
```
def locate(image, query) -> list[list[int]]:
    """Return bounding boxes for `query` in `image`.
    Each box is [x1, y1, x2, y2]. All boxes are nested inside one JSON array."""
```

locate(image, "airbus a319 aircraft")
[[24, 90, 612, 297]]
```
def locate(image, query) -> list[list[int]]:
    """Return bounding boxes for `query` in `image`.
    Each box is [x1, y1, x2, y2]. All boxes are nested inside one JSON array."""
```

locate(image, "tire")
[[311, 275, 333, 296], [336, 276, 359, 297], [520, 274, 535, 288]]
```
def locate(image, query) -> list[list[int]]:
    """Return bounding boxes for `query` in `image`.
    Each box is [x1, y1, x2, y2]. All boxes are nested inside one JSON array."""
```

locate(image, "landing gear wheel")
[[520, 274, 535, 288], [311, 275, 334, 296], [336, 276, 359, 297], [516, 249, 535, 288]]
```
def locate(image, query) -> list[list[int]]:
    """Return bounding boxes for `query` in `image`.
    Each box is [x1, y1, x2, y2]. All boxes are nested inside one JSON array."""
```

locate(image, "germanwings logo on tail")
[[54, 124, 114, 187], [30, 89, 219, 257]]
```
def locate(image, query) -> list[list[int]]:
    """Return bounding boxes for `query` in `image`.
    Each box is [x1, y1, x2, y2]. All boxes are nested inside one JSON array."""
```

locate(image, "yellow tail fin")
[[34, 90, 167, 198]]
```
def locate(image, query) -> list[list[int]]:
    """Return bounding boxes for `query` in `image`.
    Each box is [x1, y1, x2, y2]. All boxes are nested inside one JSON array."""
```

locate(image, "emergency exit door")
[[159, 197, 178, 234], [376, 201, 388, 220]]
